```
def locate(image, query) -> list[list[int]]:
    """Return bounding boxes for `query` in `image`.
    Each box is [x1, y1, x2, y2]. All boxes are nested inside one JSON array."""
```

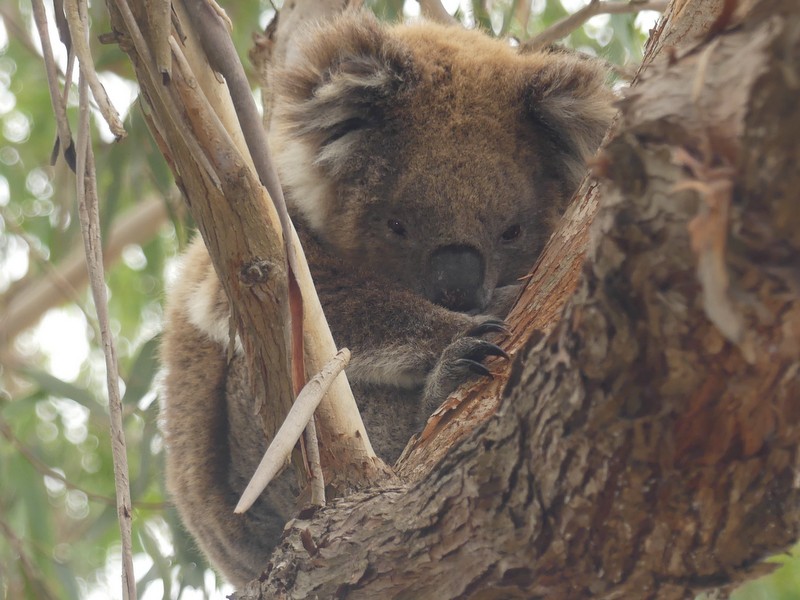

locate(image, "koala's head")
[[271, 12, 615, 313]]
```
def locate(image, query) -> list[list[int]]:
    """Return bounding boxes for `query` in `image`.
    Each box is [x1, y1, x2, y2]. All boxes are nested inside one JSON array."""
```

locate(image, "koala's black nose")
[[429, 245, 485, 312]]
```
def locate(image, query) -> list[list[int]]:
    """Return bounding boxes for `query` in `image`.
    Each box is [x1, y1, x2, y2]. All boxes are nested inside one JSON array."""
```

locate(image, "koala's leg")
[[161, 239, 295, 586]]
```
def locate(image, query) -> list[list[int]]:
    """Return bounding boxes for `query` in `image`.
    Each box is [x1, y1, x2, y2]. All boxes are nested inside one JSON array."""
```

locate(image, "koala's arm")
[[183, 231, 508, 393], [310, 245, 507, 391]]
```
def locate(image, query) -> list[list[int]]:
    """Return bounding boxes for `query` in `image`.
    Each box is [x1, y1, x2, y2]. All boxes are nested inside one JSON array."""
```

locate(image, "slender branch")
[[0, 417, 165, 511], [29, 0, 75, 170], [74, 10, 135, 593], [524, 0, 669, 51], [63, 0, 126, 139], [417, 0, 459, 25]]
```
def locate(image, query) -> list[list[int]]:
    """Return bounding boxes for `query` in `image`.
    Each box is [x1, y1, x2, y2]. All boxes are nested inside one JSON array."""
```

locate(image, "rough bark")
[[106, 0, 388, 496], [234, 0, 800, 598], [398, 0, 729, 482]]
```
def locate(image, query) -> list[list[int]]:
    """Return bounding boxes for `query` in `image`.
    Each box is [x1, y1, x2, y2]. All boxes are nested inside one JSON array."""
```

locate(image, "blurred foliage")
[[0, 1, 796, 599]]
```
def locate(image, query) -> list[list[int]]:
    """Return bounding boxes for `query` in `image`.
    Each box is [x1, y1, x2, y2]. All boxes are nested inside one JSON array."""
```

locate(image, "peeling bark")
[[235, 1, 800, 598]]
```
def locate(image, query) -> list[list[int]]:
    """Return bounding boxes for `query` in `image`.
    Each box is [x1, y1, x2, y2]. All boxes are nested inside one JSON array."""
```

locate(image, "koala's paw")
[[479, 284, 524, 319], [422, 319, 509, 415]]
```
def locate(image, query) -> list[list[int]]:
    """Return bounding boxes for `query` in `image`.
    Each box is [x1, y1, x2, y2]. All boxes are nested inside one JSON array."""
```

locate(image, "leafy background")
[[0, 1, 797, 598]]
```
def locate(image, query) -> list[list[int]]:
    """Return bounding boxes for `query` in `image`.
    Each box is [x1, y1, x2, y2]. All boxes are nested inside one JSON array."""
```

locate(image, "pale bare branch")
[[418, 0, 459, 25], [63, 0, 126, 139], [30, 0, 74, 169], [0, 198, 168, 346], [74, 9, 135, 593], [524, 0, 669, 52]]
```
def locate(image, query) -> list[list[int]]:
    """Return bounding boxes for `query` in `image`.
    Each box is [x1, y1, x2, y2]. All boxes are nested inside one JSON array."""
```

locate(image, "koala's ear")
[[523, 53, 616, 187], [273, 12, 415, 172]]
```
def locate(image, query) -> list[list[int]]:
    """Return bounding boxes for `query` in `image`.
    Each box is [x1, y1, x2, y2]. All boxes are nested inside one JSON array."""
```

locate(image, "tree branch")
[[0, 197, 169, 346], [74, 29, 135, 600], [417, 0, 459, 25], [524, 0, 669, 52], [238, 0, 800, 597], [30, 0, 75, 170], [107, 0, 390, 501]]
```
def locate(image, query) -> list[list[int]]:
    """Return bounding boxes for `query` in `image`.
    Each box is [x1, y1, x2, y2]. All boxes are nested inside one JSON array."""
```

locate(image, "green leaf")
[[19, 368, 105, 416], [122, 335, 161, 406]]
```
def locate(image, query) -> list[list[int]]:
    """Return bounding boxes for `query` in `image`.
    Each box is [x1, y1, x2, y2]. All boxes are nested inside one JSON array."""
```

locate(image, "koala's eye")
[[387, 219, 407, 237], [501, 224, 521, 242]]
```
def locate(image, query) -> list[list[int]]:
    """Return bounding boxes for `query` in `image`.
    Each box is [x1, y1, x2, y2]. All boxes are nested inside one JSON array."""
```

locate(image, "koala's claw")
[[462, 339, 509, 362], [422, 334, 510, 415], [467, 318, 510, 337], [453, 358, 494, 379]]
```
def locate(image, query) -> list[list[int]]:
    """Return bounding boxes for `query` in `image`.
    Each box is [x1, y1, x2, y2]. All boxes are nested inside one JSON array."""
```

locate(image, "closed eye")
[[324, 117, 370, 145], [501, 224, 521, 242], [387, 219, 407, 237]]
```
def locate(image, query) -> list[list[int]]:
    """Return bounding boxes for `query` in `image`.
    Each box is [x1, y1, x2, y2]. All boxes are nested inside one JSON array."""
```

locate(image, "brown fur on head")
[[270, 12, 614, 312]]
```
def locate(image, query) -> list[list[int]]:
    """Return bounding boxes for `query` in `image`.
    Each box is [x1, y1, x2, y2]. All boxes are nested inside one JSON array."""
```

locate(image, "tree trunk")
[[235, 0, 800, 598]]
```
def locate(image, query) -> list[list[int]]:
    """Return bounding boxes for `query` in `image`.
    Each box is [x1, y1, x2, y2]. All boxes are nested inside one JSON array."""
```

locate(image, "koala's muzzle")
[[428, 245, 485, 312]]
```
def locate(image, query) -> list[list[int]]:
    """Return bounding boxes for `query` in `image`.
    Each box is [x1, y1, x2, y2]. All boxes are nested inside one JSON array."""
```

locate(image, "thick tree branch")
[[106, 0, 390, 498], [237, 1, 800, 597]]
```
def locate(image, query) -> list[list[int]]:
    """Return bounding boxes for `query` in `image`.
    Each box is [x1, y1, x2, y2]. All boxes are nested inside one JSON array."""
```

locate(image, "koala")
[[160, 11, 614, 587]]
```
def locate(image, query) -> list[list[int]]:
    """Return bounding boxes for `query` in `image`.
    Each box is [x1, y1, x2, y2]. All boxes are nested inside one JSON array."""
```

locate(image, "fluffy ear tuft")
[[273, 12, 414, 170], [523, 53, 616, 188], [270, 12, 415, 230]]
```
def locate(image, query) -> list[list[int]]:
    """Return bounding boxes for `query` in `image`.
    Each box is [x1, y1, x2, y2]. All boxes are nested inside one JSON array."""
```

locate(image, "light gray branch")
[[524, 0, 669, 52]]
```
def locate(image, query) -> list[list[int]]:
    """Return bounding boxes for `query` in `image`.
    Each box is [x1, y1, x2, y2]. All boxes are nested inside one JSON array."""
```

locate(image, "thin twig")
[[75, 29, 136, 600], [50, 51, 77, 166], [30, 0, 75, 170], [236, 349, 351, 514], [63, 0, 126, 139], [0, 418, 165, 510], [418, 0, 459, 25], [524, 0, 669, 52]]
